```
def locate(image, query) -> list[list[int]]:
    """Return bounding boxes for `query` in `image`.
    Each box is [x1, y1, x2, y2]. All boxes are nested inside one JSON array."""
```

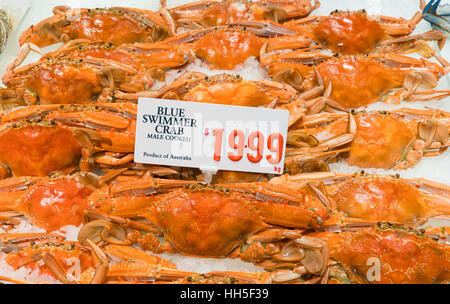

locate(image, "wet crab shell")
[[273, 172, 450, 226], [0, 175, 95, 231], [267, 53, 445, 110], [168, 0, 320, 28], [19, 7, 171, 47], [0, 122, 83, 176], [315, 224, 450, 284], [0, 104, 137, 177], [161, 73, 298, 107], [287, 109, 450, 170], [141, 186, 268, 257], [326, 175, 449, 225], [88, 180, 328, 258]]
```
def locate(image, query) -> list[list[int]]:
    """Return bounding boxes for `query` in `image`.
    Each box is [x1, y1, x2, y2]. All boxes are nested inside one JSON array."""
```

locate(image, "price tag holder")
[[134, 98, 289, 175]]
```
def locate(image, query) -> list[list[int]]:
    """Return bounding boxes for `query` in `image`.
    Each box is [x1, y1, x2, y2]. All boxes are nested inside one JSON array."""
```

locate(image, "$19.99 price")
[[204, 128, 284, 173]]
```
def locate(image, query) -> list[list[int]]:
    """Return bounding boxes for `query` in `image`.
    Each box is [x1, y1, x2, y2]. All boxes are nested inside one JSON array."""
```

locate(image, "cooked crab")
[[263, 51, 449, 109], [19, 6, 173, 48], [284, 108, 450, 171], [165, 0, 320, 29], [79, 178, 330, 281], [270, 171, 450, 227]]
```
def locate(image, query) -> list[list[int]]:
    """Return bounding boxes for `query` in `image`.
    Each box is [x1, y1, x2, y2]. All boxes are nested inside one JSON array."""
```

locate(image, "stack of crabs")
[[0, 0, 449, 284]]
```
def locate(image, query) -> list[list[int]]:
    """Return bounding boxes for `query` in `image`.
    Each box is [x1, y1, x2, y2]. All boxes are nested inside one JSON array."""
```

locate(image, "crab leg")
[[380, 29, 446, 53], [370, 11, 423, 36], [0, 233, 65, 246], [0, 276, 52, 284], [3, 43, 45, 83], [206, 271, 272, 284], [105, 245, 176, 269], [107, 261, 197, 282]]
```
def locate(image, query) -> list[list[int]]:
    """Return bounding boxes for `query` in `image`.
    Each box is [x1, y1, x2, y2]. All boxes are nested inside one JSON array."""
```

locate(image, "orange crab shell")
[[48, 41, 190, 72], [141, 186, 267, 257], [191, 29, 264, 70], [0, 176, 94, 231], [169, 0, 257, 27], [4, 59, 105, 105], [169, 0, 319, 27], [315, 225, 450, 284], [347, 113, 417, 168], [269, 56, 404, 109], [300, 112, 417, 169], [162, 25, 312, 70], [267, 53, 444, 110], [20, 177, 93, 231], [182, 76, 291, 106], [316, 56, 404, 109], [284, 10, 387, 55], [44, 108, 137, 153], [0, 103, 137, 177], [0, 123, 82, 177], [325, 175, 442, 225], [283, 9, 424, 55], [19, 7, 169, 47], [312, 11, 386, 54], [91, 180, 328, 257]]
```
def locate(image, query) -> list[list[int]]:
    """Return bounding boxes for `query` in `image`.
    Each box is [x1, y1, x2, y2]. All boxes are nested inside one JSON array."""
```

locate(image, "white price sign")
[[134, 98, 289, 175]]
